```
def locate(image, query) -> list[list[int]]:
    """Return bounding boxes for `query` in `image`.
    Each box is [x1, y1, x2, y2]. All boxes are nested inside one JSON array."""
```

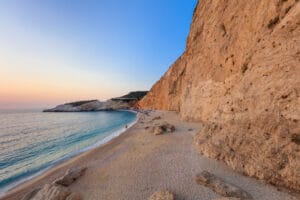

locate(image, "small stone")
[[160, 123, 175, 133], [152, 126, 164, 135], [148, 190, 174, 200], [291, 134, 300, 145]]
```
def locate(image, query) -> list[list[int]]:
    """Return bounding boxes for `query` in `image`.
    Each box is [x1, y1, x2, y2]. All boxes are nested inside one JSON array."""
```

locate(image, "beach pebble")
[[196, 171, 252, 199], [54, 167, 87, 187], [148, 190, 174, 200]]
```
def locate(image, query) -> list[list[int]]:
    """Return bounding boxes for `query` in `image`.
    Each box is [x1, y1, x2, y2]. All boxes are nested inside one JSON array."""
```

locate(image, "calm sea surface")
[[0, 109, 137, 194]]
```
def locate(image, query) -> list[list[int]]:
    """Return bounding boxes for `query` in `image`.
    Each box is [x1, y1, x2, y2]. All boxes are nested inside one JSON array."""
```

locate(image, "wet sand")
[[1, 111, 299, 200]]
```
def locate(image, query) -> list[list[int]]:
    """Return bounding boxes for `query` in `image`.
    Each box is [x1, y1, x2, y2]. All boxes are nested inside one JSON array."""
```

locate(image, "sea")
[[0, 109, 137, 195]]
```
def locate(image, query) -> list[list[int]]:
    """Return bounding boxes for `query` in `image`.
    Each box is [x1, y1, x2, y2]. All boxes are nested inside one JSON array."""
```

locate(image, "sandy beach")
[[1, 111, 299, 200]]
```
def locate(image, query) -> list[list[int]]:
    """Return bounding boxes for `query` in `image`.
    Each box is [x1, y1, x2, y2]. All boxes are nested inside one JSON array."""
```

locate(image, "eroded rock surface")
[[140, 0, 300, 191], [196, 171, 252, 199]]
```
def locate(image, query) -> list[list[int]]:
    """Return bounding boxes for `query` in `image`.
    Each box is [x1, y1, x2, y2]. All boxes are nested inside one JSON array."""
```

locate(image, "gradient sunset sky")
[[0, 0, 197, 109]]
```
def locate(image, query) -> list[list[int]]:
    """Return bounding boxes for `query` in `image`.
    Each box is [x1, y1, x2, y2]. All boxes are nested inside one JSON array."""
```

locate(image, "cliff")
[[140, 0, 300, 191]]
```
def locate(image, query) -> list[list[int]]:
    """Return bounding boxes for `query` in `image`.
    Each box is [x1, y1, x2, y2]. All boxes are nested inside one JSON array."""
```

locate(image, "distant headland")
[[43, 91, 147, 112]]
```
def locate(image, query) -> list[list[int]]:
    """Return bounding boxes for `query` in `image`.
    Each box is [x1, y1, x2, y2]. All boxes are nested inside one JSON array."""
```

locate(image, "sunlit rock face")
[[140, 0, 300, 191]]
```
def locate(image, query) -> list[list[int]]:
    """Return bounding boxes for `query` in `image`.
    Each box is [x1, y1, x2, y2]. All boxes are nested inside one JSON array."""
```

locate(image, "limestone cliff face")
[[140, 0, 300, 191]]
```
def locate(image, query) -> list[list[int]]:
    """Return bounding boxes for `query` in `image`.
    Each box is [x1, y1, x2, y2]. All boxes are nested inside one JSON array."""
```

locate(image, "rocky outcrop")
[[44, 91, 147, 112], [196, 171, 252, 199], [140, 0, 300, 191]]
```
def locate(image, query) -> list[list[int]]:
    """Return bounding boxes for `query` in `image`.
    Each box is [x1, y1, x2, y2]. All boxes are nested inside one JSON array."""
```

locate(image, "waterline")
[[0, 110, 137, 196]]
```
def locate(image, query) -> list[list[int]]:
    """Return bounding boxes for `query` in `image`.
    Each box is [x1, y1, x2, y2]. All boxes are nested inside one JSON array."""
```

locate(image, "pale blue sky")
[[0, 0, 197, 108]]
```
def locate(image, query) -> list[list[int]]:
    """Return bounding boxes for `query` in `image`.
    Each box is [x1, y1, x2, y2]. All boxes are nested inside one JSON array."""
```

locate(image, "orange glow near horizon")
[[0, 63, 131, 108]]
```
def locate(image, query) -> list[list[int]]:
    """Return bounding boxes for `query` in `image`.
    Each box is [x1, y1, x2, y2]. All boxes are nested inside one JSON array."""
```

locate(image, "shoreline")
[[1, 111, 299, 200], [0, 110, 138, 198]]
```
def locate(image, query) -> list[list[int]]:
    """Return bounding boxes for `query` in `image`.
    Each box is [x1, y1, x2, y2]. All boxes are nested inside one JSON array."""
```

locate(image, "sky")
[[0, 0, 197, 109]]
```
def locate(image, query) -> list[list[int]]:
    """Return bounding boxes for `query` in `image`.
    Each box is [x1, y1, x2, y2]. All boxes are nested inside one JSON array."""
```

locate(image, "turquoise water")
[[0, 109, 137, 194]]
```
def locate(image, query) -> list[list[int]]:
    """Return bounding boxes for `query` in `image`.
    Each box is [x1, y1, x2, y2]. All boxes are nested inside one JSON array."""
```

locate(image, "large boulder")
[[21, 188, 41, 200], [23, 184, 83, 200], [150, 123, 175, 135], [29, 184, 71, 200], [54, 167, 87, 187], [196, 171, 252, 200]]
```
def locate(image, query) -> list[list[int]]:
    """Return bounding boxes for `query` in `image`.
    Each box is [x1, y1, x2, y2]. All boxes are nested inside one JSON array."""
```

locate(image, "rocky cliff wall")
[[139, 0, 300, 191]]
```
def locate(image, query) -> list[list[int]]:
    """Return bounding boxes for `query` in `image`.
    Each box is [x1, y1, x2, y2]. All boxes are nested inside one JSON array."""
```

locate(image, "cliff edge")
[[140, 0, 300, 191]]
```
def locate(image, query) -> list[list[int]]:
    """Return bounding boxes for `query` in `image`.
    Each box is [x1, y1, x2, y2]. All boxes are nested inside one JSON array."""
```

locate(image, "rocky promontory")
[[44, 91, 147, 112]]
